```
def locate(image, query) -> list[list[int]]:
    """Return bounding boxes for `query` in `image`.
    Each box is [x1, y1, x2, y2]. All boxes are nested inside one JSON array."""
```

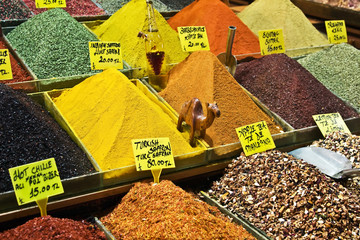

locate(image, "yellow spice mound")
[[53, 68, 204, 175]]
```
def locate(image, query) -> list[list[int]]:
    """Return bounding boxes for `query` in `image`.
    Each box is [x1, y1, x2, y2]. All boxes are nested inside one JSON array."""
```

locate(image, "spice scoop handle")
[[225, 26, 236, 67], [335, 168, 360, 179]]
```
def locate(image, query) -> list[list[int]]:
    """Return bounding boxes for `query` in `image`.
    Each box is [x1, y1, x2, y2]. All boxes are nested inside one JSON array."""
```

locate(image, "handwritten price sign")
[[89, 42, 123, 70], [0, 49, 13, 80], [259, 29, 285, 55], [236, 121, 276, 156], [178, 26, 210, 52], [132, 138, 175, 171], [325, 20, 347, 44], [9, 158, 64, 205], [36, 0, 66, 8], [313, 112, 350, 137]]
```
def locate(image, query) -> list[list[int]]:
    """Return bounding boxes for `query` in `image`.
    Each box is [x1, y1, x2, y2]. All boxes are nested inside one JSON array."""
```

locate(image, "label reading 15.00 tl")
[[89, 42, 123, 70], [178, 26, 210, 52], [8, 158, 64, 205], [132, 138, 175, 171], [325, 20, 347, 44], [236, 121, 276, 156], [36, 0, 66, 8], [313, 112, 350, 137], [0, 49, 13, 81], [259, 29, 285, 55]]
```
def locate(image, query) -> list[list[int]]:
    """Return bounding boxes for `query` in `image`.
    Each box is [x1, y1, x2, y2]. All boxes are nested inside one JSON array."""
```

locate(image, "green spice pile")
[[298, 43, 360, 112], [95, 0, 172, 14], [209, 150, 360, 239], [0, 216, 106, 239], [311, 132, 360, 197], [6, 8, 98, 79], [101, 180, 255, 239]]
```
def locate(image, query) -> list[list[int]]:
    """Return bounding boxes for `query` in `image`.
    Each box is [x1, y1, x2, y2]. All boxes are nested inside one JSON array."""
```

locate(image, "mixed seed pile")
[[312, 132, 360, 197], [208, 150, 360, 240]]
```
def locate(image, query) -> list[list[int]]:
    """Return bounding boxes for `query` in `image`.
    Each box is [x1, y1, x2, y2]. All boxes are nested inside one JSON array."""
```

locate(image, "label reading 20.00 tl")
[[259, 29, 285, 55], [178, 26, 210, 52], [132, 138, 175, 171], [89, 42, 123, 70], [0, 49, 13, 80], [36, 0, 66, 8], [9, 158, 64, 205], [236, 121, 276, 156]]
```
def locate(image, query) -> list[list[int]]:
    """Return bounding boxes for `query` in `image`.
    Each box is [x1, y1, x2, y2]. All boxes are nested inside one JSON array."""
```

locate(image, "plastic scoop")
[[289, 146, 360, 179], [217, 26, 237, 76]]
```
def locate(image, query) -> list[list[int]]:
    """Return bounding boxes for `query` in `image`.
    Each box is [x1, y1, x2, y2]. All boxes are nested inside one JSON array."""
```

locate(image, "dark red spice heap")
[[0, 83, 95, 193], [0, 216, 106, 239], [0, 0, 33, 20], [22, 0, 106, 16], [101, 180, 255, 239], [234, 54, 359, 129], [0, 38, 33, 84]]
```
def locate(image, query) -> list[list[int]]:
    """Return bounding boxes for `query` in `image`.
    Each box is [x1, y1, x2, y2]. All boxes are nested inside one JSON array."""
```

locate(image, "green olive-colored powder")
[[6, 8, 98, 79], [238, 0, 329, 56], [298, 43, 360, 112]]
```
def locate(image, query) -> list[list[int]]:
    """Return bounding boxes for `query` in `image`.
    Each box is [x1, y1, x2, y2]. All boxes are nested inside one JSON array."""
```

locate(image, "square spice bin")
[[199, 192, 272, 240], [0, 92, 102, 217], [141, 78, 293, 162], [92, 193, 270, 240], [46, 78, 209, 188]]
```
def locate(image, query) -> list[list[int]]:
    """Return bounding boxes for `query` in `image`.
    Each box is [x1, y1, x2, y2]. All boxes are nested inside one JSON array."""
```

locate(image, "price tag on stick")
[[325, 20, 347, 44], [89, 42, 123, 70], [258, 29, 285, 55], [236, 121, 276, 156], [36, 0, 66, 8], [313, 112, 350, 137], [178, 26, 210, 52], [0, 49, 13, 80], [132, 138, 175, 183], [9, 158, 64, 216]]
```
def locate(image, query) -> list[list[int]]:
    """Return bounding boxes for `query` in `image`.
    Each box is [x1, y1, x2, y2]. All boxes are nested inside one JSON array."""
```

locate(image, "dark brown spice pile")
[[209, 150, 360, 239], [0, 83, 94, 193], [0, 215, 106, 239], [101, 180, 255, 239], [234, 54, 358, 129]]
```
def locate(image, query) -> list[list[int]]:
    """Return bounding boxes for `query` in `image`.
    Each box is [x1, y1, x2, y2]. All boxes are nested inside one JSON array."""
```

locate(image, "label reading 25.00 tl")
[[36, 0, 66, 8], [9, 158, 64, 205]]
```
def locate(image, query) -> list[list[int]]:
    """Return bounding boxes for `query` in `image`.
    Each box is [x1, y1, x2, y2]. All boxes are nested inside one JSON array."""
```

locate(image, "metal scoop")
[[217, 26, 237, 76], [289, 146, 360, 179]]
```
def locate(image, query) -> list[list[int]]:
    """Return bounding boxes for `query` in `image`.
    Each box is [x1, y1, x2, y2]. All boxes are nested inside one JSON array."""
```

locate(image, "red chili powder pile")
[[22, 0, 106, 16], [159, 51, 283, 147], [101, 180, 255, 239], [0, 38, 32, 84], [0, 216, 106, 240], [167, 0, 260, 56]]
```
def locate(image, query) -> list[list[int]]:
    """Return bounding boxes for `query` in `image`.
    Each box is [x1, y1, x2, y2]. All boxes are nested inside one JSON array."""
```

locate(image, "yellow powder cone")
[[93, 0, 189, 78], [53, 68, 205, 178]]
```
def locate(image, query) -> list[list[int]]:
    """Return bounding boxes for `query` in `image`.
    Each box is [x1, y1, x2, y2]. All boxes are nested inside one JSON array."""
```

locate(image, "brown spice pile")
[[159, 51, 283, 147], [101, 180, 254, 239], [0, 216, 106, 239], [311, 132, 360, 197], [209, 150, 360, 239]]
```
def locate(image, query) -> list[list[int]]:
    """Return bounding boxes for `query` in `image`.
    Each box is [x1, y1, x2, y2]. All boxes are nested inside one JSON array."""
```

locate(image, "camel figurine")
[[177, 98, 220, 147]]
